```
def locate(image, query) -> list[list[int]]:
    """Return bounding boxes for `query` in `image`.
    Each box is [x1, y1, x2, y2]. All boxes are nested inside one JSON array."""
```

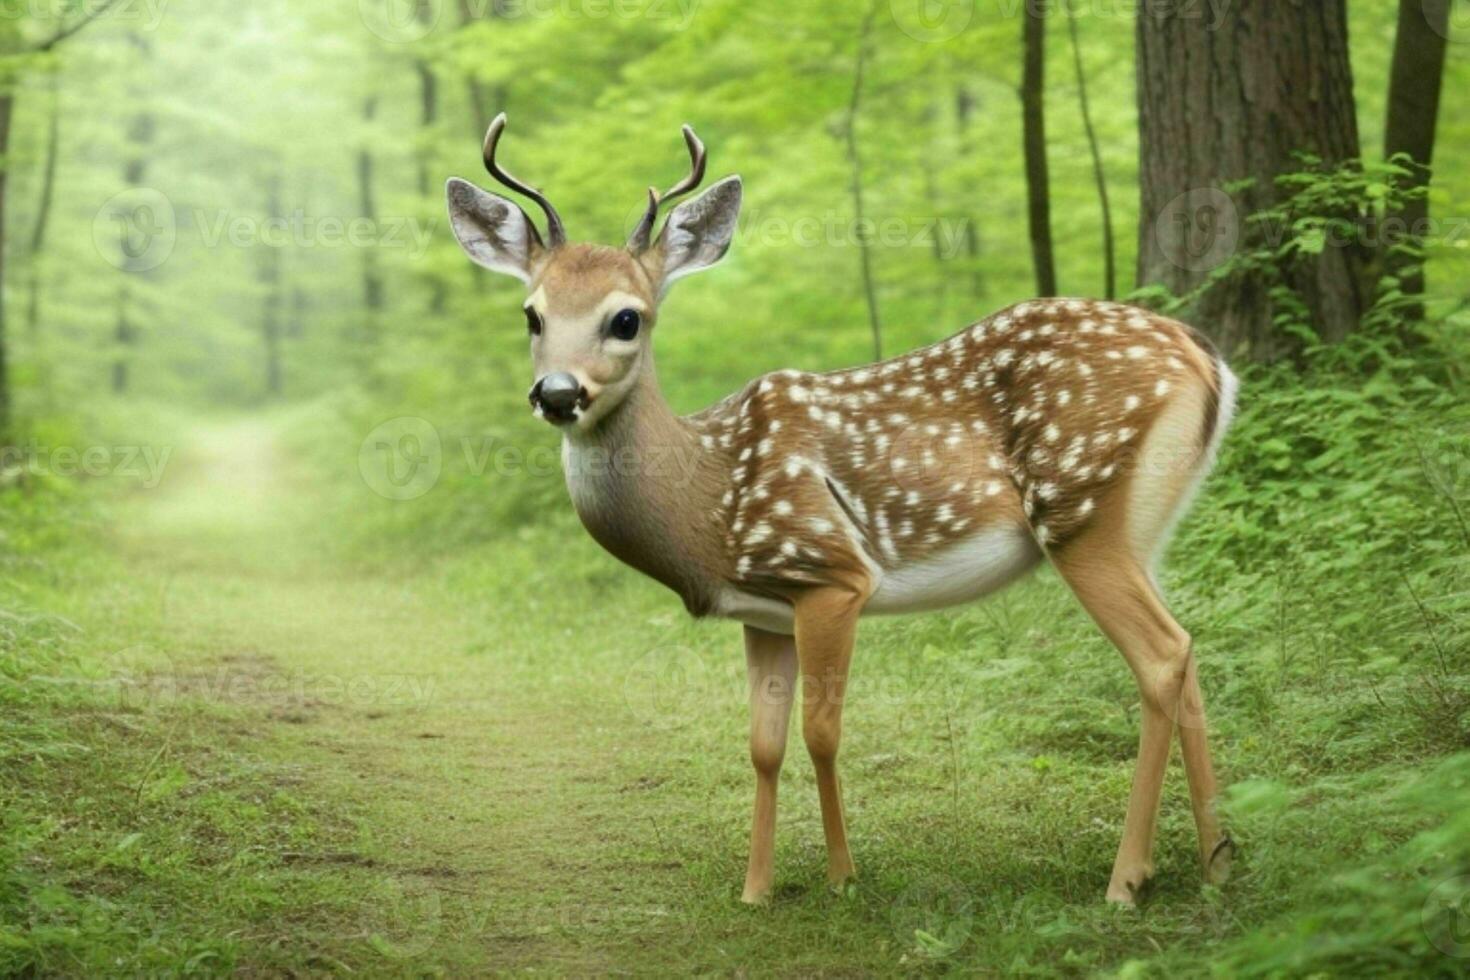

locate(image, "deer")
[[446, 115, 1238, 906]]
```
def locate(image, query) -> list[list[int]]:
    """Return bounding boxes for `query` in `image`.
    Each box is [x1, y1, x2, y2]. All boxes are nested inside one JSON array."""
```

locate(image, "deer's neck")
[[561, 369, 731, 616]]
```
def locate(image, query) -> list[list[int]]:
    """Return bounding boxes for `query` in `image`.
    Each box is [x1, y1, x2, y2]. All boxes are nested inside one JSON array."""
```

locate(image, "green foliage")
[[0, 0, 1466, 974]]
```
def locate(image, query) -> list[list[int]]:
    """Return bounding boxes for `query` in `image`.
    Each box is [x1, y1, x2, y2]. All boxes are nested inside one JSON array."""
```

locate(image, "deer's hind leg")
[[1051, 544, 1203, 903], [1049, 370, 1232, 903]]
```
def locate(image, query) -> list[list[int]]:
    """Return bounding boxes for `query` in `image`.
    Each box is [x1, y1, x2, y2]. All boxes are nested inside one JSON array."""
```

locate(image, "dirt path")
[[105, 420, 707, 973]]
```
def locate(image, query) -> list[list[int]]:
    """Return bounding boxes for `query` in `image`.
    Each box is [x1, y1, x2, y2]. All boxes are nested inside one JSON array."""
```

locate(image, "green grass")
[[2, 356, 1469, 975]]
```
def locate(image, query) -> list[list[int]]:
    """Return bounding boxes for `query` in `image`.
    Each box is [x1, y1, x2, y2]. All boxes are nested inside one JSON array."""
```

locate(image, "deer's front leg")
[[793, 584, 869, 890], [742, 626, 797, 905]]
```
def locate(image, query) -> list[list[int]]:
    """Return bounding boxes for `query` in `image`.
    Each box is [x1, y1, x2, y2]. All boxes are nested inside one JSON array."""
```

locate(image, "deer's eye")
[[608, 308, 641, 342], [525, 307, 543, 336]]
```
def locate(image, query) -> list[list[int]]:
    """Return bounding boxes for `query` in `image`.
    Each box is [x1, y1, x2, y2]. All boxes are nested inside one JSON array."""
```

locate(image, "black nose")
[[530, 372, 584, 419]]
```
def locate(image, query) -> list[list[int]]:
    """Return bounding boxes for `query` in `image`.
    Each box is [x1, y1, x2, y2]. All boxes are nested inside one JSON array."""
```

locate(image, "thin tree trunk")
[[416, 52, 447, 313], [844, 0, 883, 360], [358, 95, 384, 343], [114, 36, 155, 395], [955, 85, 984, 298], [0, 93, 13, 438], [458, 0, 491, 133], [1383, 0, 1448, 314], [261, 175, 284, 396], [26, 71, 61, 338], [1021, 0, 1056, 297], [1137, 0, 1365, 358], [1065, 1, 1114, 300]]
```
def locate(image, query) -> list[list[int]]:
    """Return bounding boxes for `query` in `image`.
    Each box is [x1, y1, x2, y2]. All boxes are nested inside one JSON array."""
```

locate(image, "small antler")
[[627, 124, 707, 253], [482, 112, 566, 248]]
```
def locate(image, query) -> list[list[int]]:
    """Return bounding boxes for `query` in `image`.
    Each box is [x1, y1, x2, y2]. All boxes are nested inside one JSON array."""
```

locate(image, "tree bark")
[[1136, 0, 1366, 358], [114, 36, 156, 395], [0, 93, 13, 438], [261, 175, 284, 396], [1021, 0, 1056, 297], [955, 85, 984, 298], [844, 0, 883, 360], [1383, 0, 1448, 311], [1066, 1, 1114, 300], [358, 95, 384, 341], [26, 70, 61, 338]]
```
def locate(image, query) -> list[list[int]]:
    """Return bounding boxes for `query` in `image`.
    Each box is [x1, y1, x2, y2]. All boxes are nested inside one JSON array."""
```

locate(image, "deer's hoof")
[[1106, 870, 1154, 907], [1205, 834, 1235, 886]]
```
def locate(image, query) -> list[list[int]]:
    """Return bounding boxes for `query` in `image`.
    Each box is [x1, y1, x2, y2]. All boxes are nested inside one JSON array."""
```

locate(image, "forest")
[[1, 0, 1468, 974]]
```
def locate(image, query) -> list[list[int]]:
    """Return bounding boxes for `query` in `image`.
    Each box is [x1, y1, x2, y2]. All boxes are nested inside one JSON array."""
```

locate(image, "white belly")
[[865, 526, 1042, 616], [714, 527, 1042, 634]]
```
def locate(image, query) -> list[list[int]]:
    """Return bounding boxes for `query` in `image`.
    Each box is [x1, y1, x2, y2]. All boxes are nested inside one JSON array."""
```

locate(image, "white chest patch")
[[865, 526, 1042, 616]]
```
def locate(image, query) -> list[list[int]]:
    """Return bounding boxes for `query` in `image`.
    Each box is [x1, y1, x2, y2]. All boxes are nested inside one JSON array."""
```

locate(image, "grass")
[[2, 356, 1469, 975]]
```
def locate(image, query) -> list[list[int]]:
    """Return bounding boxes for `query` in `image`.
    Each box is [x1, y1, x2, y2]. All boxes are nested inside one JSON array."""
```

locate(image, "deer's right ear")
[[645, 175, 743, 290], [446, 177, 545, 284]]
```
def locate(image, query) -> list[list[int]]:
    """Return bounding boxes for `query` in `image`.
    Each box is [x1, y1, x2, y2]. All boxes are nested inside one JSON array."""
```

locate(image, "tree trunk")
[[1021, 0, 1056, 297], [261, 175, 284, 397], [0, 93, 13, 439], [358, 95, 384, 343], [955, 86, 984, 298], [1136, 0, 1366, 358], [113, 35, 155, 394], [26, 71, 60, 338], [458, 0, 491, 133], [416, 54, 447, 313], [844, 0, 883, 360], [1066, 1, 1114, 300], [1383, 0, 1448, 312]]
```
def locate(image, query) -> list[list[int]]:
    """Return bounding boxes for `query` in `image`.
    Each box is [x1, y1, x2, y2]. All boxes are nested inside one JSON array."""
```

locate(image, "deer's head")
[[447, 114, 742, 431]]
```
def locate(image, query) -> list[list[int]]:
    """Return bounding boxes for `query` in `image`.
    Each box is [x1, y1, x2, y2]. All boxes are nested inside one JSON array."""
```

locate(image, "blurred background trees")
[[0, 0, 1461, 477]]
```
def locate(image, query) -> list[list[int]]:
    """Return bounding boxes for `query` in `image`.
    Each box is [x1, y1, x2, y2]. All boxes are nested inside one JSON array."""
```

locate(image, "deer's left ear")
[[644, 176, 742, 290], [446, 177, 545, 284]]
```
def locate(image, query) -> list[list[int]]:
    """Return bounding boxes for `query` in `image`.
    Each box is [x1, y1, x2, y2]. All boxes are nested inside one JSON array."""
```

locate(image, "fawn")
[[447, 116, 1237, 905]]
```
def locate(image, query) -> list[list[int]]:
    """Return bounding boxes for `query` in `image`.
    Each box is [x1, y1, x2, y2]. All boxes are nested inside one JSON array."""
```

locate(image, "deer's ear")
[[645, 176, 742, 290], [446, 177, 544, 284]]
